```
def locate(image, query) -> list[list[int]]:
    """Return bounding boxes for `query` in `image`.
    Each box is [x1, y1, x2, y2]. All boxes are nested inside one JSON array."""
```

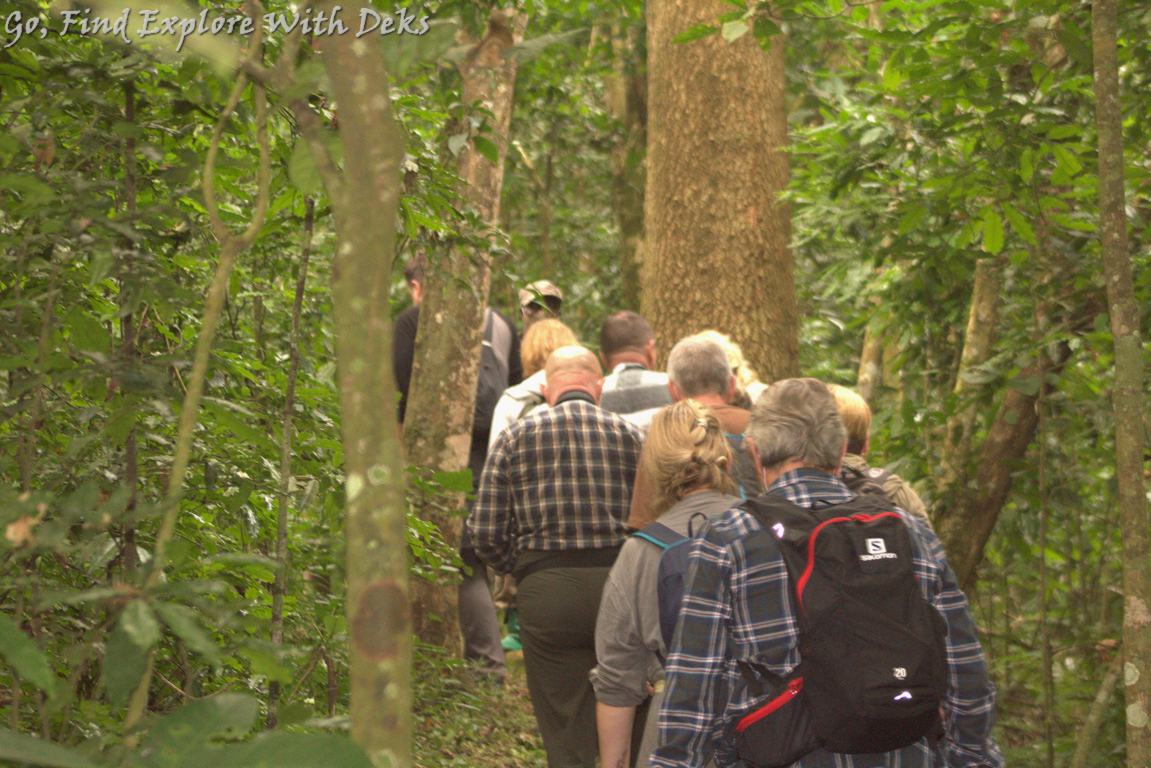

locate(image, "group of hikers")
[[394, 259, 1003, 768]]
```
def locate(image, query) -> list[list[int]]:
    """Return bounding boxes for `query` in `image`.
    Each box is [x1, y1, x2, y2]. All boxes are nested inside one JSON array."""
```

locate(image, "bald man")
[[469, 345, 644, 768]]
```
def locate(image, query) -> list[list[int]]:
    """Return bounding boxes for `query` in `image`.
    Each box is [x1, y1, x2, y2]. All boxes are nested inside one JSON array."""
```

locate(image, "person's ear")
[[668, 381, 682, 402], [746, 439, 766, 488], [593, 378, 604, 403], [725, 375, 737, 404], [645, 338, 657, 369], [407, 280, 423, 305], [600, 351, 610, 370]]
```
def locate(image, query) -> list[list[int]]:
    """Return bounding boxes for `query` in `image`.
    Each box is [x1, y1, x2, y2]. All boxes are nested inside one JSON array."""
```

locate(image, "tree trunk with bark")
[[310, 5, 410, 761], [933, 284, 1102, 589], [938, 256, 1004, 495], [606, 23, 646, 312], [643, 2, 797, 379], [403, 9, 527, 651], [1093, 0, 1151, 761]]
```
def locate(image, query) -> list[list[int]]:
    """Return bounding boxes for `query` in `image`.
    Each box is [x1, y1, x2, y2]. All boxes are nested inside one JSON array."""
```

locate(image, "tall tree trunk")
[[403, 9, 527, 651], [309, 4, 410, 761], [607, 22, 646, 312], [643, 2, 797, 379], [938, 256, 1004, 495], [1093, 0, 1151, 761]]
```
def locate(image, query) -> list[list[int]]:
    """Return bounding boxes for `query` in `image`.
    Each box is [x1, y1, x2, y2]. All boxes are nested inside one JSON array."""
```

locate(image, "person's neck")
[[554, 388, 597, 406], [690, 393, 728, 408], [607, 351, 649, 370]]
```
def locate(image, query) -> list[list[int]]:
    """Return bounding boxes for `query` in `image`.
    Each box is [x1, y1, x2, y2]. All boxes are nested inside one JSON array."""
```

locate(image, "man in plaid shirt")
[[470, 345, 643, 768], [651, 378, 1003, 768]]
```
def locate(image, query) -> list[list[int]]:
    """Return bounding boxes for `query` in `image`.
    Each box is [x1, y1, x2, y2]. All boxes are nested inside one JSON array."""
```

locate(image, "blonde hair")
[[521, 319, 578, 377], [641, 400, 736, 517], [826, 383, 871, 456]]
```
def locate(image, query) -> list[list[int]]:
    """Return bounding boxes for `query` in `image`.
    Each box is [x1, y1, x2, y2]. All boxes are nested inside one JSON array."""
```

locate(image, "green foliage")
[[0, 0, 468, 762], [778, 0, 1150, 762]]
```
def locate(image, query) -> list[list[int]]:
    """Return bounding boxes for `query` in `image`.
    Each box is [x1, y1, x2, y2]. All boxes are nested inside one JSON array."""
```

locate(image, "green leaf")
[[0, 172, 56, 206], [239, 646, 293, 684], [1000, 201, 1036, 245], [1019, 147, 1035, 183], [981, 208, 1004, 255], [0, 615, 56, 698], [141, 694, 259, 767], [672, 23, 718, 44], [721, 20, 749, 42], [0, 729, 97, 768], [1051, 143, 1083, 178], [156, 603, 221, 667], [897, 204, 926, 235], [472, 135, 499, 164], [751, 16, 781, 44], [289, 140, 322, 196], [102, 620, 150, 706], [67, 310, 109, 355], [432, 468, 473, 493]]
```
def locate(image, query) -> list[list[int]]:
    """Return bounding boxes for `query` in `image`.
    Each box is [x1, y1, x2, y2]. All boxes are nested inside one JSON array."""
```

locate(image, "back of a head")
[[746, 378, 847, 473], [826, 383, 872, 456], [641, 400, 736, 516], [544, 345, 602, 394], [698, 329, 762, 390], [667, 334, 733, 399], [521, 319, 579, 378], [599, 311, 655, 360], [404, 253, 427, 286]]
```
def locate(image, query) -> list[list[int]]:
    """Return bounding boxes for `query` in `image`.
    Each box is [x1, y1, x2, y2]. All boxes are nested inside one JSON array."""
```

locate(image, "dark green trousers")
[[517, 565, 611, 768]]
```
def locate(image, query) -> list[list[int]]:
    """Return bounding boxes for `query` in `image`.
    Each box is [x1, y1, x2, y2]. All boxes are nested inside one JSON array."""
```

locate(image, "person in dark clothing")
[[392, 254, 522, 684]]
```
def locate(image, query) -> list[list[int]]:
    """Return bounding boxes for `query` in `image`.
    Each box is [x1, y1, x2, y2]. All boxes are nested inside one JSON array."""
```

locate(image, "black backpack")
[[729, 491, 948, 767], [472, 308, 514, 435], [841, 463, 891, 498]]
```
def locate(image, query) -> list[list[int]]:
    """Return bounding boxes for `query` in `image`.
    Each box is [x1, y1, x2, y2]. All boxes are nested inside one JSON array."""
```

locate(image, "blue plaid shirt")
[[652, 468, 1003, 768]]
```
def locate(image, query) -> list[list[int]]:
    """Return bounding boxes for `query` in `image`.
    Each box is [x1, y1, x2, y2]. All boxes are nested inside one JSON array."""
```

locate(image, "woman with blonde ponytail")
[[591, 401, 740, 768]]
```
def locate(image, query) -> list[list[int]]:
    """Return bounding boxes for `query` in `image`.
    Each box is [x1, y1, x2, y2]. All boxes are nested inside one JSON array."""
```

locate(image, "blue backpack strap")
[[632, 520, 682, 549]]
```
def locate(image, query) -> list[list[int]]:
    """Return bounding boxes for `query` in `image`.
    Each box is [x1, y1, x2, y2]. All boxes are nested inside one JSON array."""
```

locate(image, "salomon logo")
[[860, 538, 897, 561]]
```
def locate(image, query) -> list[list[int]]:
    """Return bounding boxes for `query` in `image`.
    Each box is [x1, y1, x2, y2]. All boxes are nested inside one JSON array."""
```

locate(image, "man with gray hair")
[[652, 378, 1002, 768], [628, 334, 762, 529]]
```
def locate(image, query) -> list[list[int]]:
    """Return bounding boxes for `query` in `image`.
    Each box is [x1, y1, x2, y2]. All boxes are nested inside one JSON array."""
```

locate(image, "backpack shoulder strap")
[[483, 307, 512, 375], [633, 520, 683, 549], [740, 494, 818, 548]]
